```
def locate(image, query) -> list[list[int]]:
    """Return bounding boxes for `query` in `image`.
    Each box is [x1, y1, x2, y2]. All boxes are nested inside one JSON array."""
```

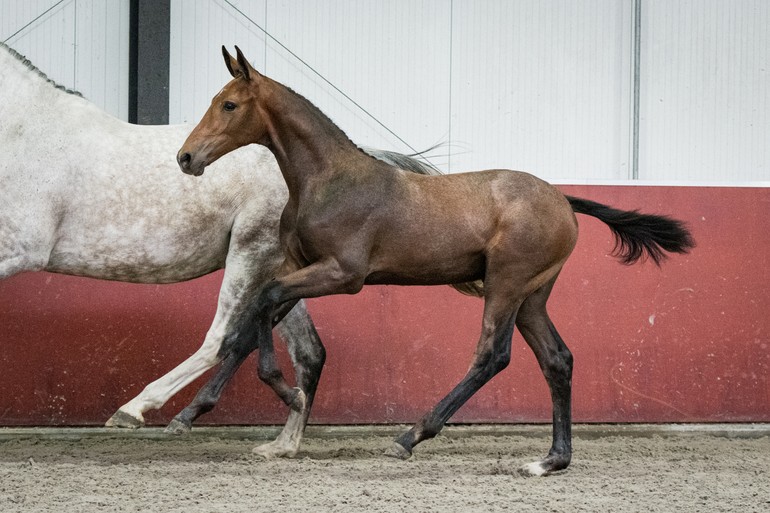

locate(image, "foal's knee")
[[334, 273, 365, 295], [257, 362, 284, 385], [256, 365, 273, 383]]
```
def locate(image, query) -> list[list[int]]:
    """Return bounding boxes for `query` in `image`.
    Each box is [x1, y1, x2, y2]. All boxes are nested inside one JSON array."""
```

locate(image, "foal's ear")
[[234, 45, 261, 81], [221, 45, 260, 81], [222, 46, 240, 78]]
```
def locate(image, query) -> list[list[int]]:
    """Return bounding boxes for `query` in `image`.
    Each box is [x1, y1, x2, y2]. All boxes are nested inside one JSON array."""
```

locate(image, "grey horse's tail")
[[363, 146, 443, 175]]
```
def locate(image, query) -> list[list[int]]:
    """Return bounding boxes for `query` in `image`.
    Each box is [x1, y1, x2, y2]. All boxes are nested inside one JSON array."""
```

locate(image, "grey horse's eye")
[[223, 101, 237, 112]]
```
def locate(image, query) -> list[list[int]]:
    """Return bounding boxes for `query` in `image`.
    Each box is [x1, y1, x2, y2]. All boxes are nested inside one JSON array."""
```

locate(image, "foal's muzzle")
[[177, 151, 203, 176]]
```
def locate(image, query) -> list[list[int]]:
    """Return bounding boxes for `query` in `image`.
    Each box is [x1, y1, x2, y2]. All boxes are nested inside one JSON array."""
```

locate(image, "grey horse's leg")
[[107, 280, 241, 428], [252, 300, 325, 458], [106, 240, 279, 428]]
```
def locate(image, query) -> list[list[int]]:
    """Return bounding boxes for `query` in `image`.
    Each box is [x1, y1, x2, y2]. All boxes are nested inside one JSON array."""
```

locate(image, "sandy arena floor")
[[0, 425, 767, 512]]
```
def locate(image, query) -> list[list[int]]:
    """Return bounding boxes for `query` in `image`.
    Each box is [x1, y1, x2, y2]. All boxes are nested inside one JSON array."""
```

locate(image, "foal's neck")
[[259, 80, 374, 199]]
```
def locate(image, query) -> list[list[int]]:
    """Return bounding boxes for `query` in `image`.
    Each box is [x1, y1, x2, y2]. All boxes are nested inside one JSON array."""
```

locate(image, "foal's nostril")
[[177, 152, 192, 168]]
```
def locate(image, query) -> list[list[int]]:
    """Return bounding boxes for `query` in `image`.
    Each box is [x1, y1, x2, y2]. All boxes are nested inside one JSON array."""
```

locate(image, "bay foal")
[[178, 47, 693, 475]]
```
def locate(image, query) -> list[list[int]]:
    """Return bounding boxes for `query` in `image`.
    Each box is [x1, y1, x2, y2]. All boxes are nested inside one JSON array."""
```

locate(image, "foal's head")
[[178, 46, 267, 176]]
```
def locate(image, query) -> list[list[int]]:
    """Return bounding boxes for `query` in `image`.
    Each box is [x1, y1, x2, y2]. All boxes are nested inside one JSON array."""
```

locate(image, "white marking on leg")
[[252, 408, 305, 459], [520, 461, 548, 477], [111, 322, 226, 422]]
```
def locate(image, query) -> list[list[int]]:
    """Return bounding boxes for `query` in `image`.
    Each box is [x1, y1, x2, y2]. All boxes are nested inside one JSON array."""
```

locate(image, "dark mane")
[[280, 82, 357, 146], [277, 80, 432, 172], [1, 42, 83, 97], [264, 73, 442, 175]]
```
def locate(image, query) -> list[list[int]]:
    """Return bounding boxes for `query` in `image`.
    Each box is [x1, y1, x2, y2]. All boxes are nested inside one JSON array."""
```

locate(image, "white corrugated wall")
[[169, 0, 769, 183], [1, 0, 130, 120], [3, 1, 768, 183], [639, 0, 770, 181], [169, 0, 634, 180], [448, 0, 633, 179], [169, 0, 270, 127]]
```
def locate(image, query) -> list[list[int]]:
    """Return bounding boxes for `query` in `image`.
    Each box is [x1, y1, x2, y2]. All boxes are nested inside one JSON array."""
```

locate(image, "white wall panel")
[[169, 0, 630, 178], [169, 0, 269, 125], [449, 0, 633, 179], [168, 0, 769, 183], [640, 0, 770, 181], [1, 0, 130, 120]]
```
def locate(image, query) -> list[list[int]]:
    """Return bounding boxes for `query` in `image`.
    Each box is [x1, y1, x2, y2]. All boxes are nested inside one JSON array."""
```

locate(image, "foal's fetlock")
[[384, 432, 415, 460]]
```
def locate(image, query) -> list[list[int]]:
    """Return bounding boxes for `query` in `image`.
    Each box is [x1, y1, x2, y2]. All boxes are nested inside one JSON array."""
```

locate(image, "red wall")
[[1, 185, 768, 426]]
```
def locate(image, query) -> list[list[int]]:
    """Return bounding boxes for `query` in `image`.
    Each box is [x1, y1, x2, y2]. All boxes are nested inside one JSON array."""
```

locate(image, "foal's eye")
[[223, 101, 237, 112]]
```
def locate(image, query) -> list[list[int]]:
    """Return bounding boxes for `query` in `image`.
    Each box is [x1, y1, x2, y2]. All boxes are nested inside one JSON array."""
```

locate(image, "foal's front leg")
[[253, 258, 364, 412], [163, 300, 297, 433]]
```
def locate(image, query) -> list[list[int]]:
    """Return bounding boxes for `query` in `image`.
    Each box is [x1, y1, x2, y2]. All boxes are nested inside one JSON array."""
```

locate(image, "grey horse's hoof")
[[383, 442, 412, 460], [105, 410, 144, 429], [164, 419, 192, 435]]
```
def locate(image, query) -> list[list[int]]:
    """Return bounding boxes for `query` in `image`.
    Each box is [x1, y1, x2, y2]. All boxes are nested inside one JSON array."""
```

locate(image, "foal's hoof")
[[383, 442, 412, 460], [289, 387, 307, 412], [105, 410, 144, 429], [164, 419, 192, 435]]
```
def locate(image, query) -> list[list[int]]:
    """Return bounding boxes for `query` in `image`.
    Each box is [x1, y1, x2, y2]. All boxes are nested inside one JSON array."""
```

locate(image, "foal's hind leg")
[[515, 276, 574, 476], [387, 287, 520, 459]]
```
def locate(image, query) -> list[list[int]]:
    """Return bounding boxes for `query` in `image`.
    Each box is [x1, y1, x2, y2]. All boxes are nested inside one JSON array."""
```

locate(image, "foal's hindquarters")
[[377, 171, 580, 477]]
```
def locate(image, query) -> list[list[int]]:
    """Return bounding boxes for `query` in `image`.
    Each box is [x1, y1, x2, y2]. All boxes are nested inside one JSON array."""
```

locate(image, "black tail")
[[566, 196, 695, 266]]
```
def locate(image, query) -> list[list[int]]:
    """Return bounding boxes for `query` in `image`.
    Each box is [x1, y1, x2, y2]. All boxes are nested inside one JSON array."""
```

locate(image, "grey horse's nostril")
[[177, 152, 192, 168]]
